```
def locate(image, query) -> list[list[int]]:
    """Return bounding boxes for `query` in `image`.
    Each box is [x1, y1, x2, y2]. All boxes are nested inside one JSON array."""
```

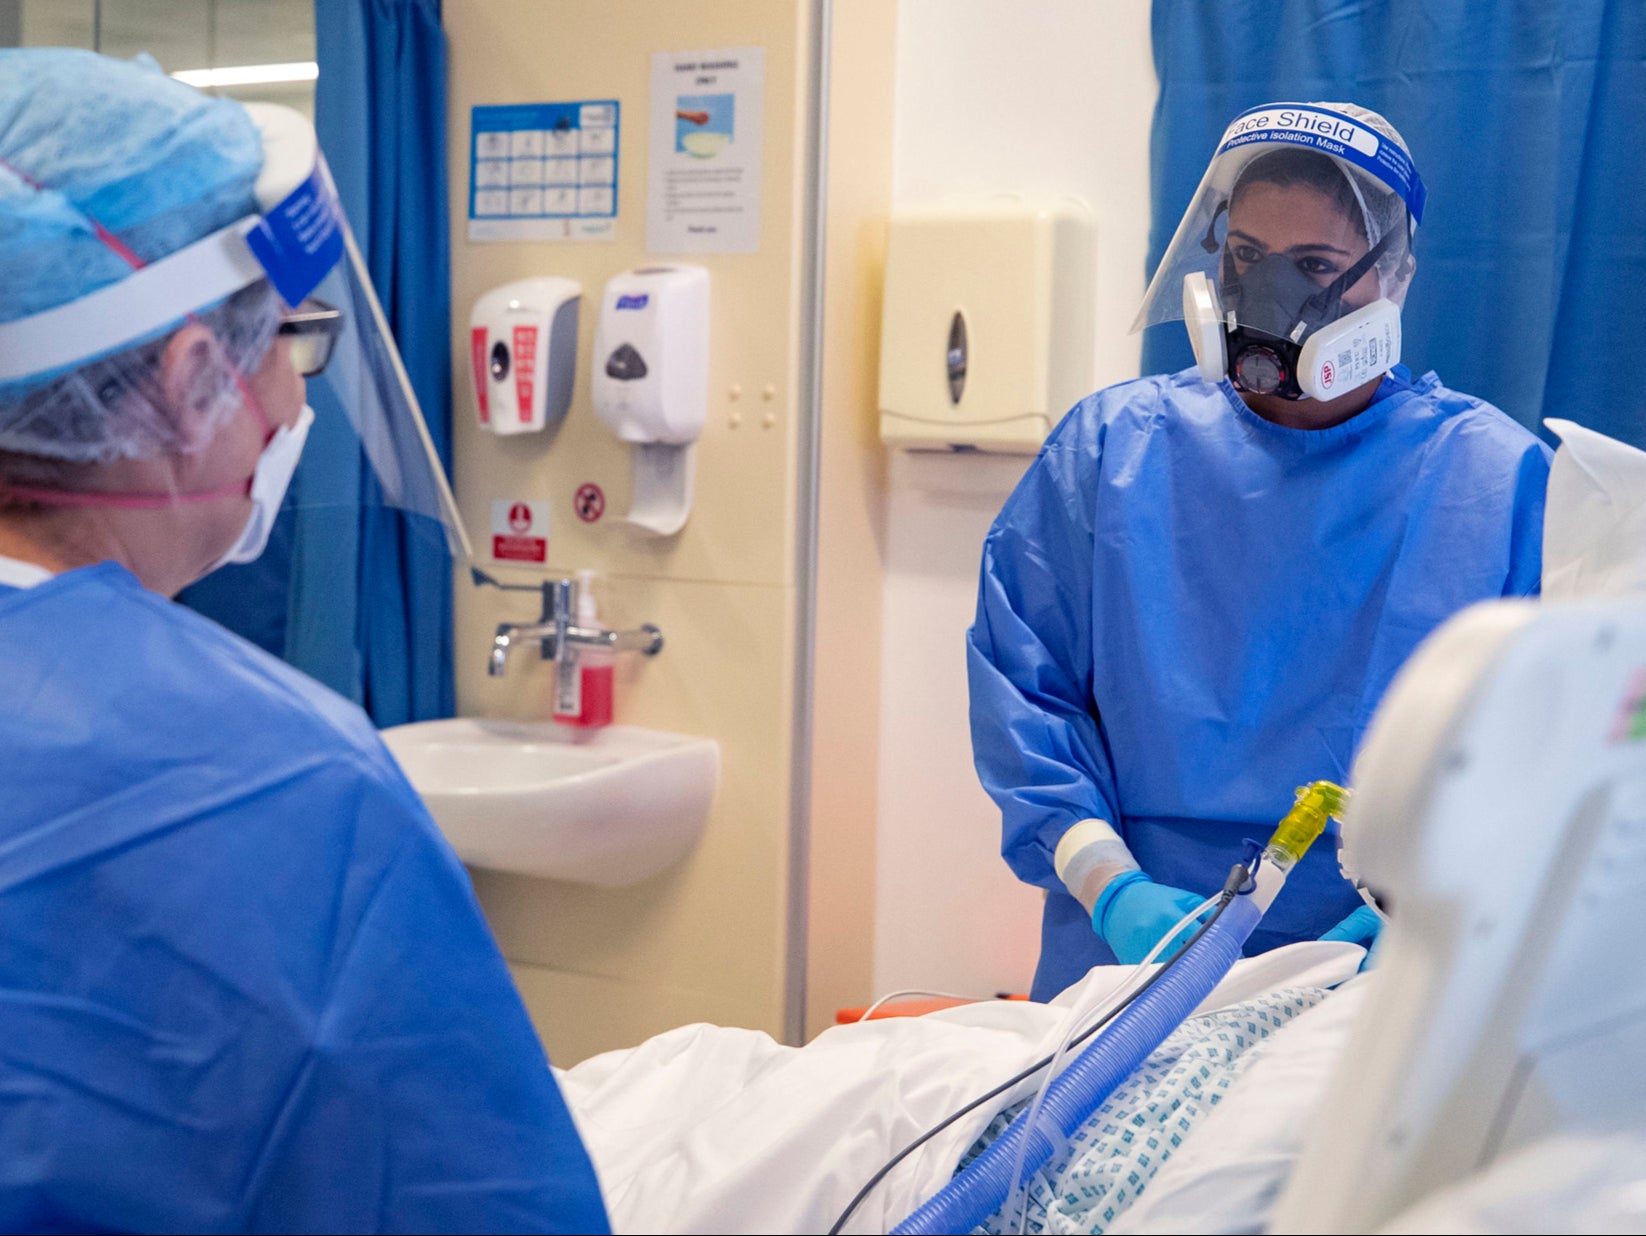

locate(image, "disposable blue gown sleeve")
[[967, 400, 1123, 892], [1503, 438, 1552, 597], [244, 778, 610, 1235]]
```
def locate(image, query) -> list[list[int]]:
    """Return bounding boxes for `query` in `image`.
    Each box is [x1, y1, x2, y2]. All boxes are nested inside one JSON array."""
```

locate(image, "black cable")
[[826, 884, 1242, 1235]]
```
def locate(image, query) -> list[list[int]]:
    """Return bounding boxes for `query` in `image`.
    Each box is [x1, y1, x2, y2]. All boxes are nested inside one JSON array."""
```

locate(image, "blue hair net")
[[0, 49, 280, 462], [0, 48, 263, 324]]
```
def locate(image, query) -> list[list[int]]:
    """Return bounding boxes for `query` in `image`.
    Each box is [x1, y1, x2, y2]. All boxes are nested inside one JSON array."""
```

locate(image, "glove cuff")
[[1092, 868, 1151, 935]]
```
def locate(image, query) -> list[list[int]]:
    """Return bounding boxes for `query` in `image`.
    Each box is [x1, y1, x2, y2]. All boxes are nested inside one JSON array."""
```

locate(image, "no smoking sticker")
[[491, 498, 548, 563], [574, 482, 606, 524]]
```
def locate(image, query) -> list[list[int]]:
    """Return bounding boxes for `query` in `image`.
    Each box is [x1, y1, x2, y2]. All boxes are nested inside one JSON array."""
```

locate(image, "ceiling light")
[[171, 61, 318, 89]]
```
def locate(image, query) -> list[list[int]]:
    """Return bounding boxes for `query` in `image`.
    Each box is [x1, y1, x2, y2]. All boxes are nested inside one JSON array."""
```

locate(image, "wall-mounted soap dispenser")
[[470, 276, 581, 434], [591, 265, 710, 536]]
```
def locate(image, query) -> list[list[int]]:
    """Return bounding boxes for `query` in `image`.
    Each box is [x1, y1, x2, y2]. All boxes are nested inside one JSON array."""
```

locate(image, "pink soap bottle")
[[566, 568, 613, 729]]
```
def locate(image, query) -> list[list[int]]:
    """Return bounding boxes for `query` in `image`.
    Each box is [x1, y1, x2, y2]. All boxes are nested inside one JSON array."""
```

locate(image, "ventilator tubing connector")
[[1245, 779, 1345, 914], [1270, 780, 1347, 867]]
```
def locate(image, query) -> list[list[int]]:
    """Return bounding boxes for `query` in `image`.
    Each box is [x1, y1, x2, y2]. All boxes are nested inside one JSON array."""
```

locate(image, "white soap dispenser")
[[469, 276, 582, 434], [591, 265, 710, 535]]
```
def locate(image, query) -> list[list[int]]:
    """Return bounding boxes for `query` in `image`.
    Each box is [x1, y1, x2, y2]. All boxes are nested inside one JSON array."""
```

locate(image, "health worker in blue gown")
[[0, 50, 608, 1233], [968, 102, 1551, 1001]]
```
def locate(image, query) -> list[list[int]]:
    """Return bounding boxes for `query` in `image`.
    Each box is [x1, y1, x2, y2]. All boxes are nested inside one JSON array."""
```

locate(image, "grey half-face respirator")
[[1184, 217, 1405, 402]]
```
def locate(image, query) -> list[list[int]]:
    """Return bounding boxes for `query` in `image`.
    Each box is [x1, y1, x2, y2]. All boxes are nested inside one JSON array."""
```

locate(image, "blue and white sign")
[[1216, 104, 1427, 223], [246, 161, 345, 305], [469, 100, 620, 242]]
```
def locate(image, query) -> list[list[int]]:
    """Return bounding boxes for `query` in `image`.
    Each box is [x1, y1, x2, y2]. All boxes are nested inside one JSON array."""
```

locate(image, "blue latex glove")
[[1093, 871, 1208, 965], [1321, 904, 1383, 947]]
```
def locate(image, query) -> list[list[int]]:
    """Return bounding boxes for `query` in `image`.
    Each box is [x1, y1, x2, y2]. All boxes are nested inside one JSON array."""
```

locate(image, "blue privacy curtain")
[[299, 0, 455, 724], [183, 0, 455, 724], [1141, 0, 1646, 447]]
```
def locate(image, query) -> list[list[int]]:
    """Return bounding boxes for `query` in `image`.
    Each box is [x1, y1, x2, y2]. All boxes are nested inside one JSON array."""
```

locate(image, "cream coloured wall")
[[441, 0, 1154, 1055], [874, 0, 1158, 998], [445, 0, 815, 1064]]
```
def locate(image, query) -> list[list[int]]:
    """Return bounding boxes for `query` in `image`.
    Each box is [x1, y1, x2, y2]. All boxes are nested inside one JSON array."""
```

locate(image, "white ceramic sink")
[[381, 719, 718, 886]]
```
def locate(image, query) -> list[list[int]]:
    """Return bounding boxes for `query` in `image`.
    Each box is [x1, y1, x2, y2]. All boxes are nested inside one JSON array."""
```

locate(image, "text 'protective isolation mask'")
[[1138, 102, 1427, 402]]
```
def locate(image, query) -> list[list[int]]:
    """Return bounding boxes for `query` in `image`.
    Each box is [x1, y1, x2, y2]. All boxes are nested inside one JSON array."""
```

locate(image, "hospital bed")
[[1271, 590, 1646, 1232], [560, 421, 1646, 1234]]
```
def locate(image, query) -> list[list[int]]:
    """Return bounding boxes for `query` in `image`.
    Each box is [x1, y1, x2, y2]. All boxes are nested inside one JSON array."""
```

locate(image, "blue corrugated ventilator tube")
[[890, 782, 1344, 1236]]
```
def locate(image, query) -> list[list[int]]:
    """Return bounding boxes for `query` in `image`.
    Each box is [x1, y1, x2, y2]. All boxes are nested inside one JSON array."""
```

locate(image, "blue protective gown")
[[0, 563, 609, 1234], [969, 367, 1551, 1001]]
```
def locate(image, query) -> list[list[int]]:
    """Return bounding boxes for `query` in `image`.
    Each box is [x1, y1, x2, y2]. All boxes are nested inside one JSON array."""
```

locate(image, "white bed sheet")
[[558, 943, 1363, 1235]]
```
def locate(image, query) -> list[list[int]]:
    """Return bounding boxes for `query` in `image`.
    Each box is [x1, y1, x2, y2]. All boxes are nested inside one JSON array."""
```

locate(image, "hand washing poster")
[[468, 100, 620, 243], [647, 47, 765, 254]]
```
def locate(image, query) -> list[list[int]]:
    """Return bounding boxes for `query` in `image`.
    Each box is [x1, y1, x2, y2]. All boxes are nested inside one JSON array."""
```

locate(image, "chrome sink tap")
[[481, 571, 663, 716]]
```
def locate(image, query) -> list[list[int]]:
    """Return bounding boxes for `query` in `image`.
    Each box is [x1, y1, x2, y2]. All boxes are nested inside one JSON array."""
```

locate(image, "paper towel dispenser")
[[878, 196, 1096, 453], [469, 277, 581, 435]]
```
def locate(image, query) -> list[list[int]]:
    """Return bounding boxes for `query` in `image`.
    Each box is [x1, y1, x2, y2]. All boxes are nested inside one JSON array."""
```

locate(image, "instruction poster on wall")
[[469, 100, 619, 243], [647, 47, 765, 254]]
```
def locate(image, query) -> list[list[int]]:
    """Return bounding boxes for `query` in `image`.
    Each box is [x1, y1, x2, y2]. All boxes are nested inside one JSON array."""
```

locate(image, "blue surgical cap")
[[0, 48, 263, 325]]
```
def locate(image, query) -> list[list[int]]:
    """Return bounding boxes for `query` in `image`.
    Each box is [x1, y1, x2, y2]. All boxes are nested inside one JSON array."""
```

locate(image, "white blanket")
[[559, 943, 1363, 1234]]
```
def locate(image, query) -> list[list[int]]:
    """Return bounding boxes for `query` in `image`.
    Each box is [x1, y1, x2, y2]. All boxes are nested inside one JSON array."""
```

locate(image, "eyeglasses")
[[277, 299, 345, 377]]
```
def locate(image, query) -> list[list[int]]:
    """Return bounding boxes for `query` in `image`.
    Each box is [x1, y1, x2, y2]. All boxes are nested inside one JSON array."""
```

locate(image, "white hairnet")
[[1304, 101, 1415, 286]]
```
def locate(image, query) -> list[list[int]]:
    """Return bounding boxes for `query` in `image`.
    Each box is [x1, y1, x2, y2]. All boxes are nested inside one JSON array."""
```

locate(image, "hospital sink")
[[381, 719, 718, 886]]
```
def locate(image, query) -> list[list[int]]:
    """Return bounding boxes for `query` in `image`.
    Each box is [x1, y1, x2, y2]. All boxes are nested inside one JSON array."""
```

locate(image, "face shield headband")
[[0, 103, 473, 562]]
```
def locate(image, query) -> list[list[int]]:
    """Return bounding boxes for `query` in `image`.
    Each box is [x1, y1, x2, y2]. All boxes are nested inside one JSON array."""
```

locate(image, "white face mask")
[[211, 403, 315, 570]]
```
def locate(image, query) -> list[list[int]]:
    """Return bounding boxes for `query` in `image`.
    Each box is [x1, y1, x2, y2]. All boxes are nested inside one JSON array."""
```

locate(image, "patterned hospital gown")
[[963, 986, 1331, 1235]]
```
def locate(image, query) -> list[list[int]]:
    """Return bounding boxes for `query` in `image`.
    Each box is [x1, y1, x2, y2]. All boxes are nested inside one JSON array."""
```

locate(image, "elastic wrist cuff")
[[1054, 818, 1138, 915]]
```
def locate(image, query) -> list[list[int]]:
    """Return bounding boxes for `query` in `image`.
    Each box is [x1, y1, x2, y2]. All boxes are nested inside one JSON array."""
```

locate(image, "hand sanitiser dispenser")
[[591, 265, 710, 536], [878, 197, 1096, 452], [470, 277, 581, 435]]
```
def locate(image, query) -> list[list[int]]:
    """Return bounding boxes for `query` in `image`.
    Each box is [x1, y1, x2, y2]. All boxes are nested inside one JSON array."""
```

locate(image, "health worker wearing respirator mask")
[[0, 50, 606, 1232], [969, 103, 1551, 1001]]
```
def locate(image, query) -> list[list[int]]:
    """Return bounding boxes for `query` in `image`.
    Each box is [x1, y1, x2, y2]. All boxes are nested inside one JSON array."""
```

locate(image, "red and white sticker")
[[574, 482, 606, 524], [470, 327, 490, 424], [512, 324, 539, 424], [491, 498, 548, 563]]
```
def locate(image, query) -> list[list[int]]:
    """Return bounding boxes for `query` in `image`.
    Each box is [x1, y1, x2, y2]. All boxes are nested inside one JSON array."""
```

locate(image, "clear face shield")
[[0, 102, 473, 572], [291, 202, 475, 564], [1134, 104, 1427, 401]]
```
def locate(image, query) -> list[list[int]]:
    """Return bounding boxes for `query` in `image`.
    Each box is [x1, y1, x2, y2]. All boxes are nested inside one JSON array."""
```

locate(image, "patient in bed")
[[558, 943, 1369, 1234], [560, 424, 1643, 1236]]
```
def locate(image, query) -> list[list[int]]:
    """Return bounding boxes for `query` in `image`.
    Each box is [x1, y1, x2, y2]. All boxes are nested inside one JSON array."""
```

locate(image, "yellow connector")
[[1266, 780, 1349, 870]]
